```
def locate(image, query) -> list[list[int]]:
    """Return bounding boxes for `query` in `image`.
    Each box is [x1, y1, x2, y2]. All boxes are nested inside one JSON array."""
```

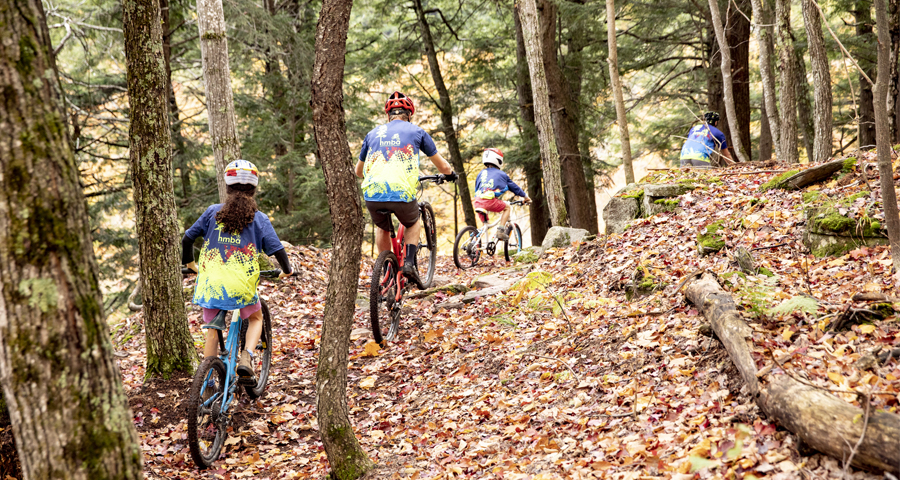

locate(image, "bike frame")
[[199, 311, 242, 415], [472, 200, 523, 249]]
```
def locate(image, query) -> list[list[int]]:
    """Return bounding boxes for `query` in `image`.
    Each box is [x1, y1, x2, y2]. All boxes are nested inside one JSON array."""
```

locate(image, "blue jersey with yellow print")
[[359, 120, 438, 202], [474, 167, 527, 200], [184, 205, 284, 310]]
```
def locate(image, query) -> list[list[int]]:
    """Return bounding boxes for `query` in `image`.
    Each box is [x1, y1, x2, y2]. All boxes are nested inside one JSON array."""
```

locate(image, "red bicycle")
[[369, 174, 451, 345]]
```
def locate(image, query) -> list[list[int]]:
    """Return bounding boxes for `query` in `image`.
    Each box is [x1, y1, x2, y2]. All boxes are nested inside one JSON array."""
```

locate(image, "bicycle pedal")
[[237, 375, 257, 386]]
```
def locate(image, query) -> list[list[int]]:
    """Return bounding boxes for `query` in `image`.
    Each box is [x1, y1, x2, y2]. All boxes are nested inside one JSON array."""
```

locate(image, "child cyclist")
[[473, 148, 531, 243], [182, 159, 292, 383]]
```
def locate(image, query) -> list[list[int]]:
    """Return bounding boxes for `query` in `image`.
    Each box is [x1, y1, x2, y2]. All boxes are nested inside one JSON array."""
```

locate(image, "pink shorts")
[[202, 301, 261, 324], [473, 198, 507, 213]]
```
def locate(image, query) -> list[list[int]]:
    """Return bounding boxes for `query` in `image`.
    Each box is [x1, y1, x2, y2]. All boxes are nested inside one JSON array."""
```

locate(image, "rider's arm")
[[721, 147, 735, 165], [181, 235, 196, 269], [355, 160, 365, 178], [272, 249, 292, 275], [505, 174, 529, 199], [428, 153, 453, 175]]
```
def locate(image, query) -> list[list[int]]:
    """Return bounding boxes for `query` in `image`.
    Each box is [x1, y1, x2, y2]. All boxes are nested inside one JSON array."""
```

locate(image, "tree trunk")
[[856, 0, 877, 150], [751, 0, 781, 156], [124, 0, 198, 378], [875, 0, 900, 273], [775, 0, 799, 163], [729, 0, 753, 161], [539, 0, 597, 234], [562, 0, 597, 202], [707, 25, 726, 160], [311, 0, 373, 477], [520, 0, 568, 227], [607, 0, 636, 183], [160, 0, 191, 204], [802, 0, 834, 163], [412, 0, 477, 228], [515, 5, 550, 245], [888, 0, 900, 143], [197, 0, 241, 202], [794, 46, 816, 161], [708, 0, 751, 162], [759, 101, 773, 160], [0, 0, 143, 476]]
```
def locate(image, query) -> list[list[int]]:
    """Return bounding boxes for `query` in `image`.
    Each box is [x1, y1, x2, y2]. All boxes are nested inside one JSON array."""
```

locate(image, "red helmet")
[[384, 91, 415, 116]]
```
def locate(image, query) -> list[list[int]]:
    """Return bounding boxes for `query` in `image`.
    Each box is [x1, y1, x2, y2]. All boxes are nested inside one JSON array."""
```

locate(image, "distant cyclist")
[[182, 159, 292, 383], [355, 91, 457, 287], [679, 111, 735, 167], [473, 148, 531, 243]]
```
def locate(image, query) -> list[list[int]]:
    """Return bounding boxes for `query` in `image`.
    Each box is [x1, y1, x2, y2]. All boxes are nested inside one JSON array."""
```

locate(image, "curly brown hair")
[[216, 184, 258, 234]]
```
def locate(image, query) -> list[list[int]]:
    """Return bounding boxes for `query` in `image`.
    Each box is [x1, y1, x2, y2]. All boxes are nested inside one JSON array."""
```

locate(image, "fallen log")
[[685, 272, 900, 475], [781, 158, 845, 189]]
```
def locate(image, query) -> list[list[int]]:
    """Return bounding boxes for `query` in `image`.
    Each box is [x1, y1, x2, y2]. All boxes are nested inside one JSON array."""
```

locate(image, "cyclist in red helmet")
[[355, 91, 457, 286], [473, 148, 530, 242]]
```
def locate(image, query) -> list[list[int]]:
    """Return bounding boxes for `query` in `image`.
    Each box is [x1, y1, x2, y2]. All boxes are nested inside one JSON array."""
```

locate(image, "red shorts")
[[473, 198, 507, 213], [202, 301, 261, 324]]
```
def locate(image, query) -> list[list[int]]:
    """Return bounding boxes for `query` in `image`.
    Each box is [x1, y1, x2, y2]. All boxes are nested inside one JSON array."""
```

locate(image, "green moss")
[[621, 189, 644, 199], [816, 213, 855, 233], [842, 191, 870, 204], [759, 169, 800, 191], [758, 267, 775, 277], [201, 31, 225, 41], [17, 278, 59, 313], [802, 191, 824, 204], [697, 221, 726, 253], [514, 249, 541, 264], [654, 198, 680, 206], [257, 252, 274, 271], [842, 157, 858, 173]]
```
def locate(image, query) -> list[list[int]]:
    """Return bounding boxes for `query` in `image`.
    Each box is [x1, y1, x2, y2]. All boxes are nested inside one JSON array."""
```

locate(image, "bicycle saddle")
[[202, 310, 228, 331]]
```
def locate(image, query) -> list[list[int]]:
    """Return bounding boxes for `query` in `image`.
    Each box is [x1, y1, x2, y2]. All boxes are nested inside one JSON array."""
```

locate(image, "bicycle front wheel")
[[417, 202, 437, 288], [503, 223, 524, 261], [240, 298, 273, 399], [188, 356, 228, 469], [453, 226, 481, 270], [370, 250, 401, 345]]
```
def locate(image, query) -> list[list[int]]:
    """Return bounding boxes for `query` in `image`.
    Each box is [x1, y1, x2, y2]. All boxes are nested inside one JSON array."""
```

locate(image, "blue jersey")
[[184, 205, 284, 310], [359, 120, 439, 202], [474, 167, 527, 200], [680, 124, 728, 161]]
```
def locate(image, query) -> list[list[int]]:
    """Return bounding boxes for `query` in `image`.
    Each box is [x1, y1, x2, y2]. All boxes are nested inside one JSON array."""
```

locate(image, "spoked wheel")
[[503, 223, 524, 261], [417, 202, 438, 288], [453, 226, 481, 270], [188, 357, 228, 468], [239, 298, 273, 399], [370, 250, 401, 345]]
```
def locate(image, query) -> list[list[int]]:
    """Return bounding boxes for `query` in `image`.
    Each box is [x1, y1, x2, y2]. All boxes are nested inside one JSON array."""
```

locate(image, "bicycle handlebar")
[[418, 174, 455, 185], [509, 200, 527, 206]]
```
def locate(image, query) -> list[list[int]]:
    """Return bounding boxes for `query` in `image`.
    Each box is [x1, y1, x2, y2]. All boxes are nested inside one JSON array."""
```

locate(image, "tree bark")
[[311, 0, 373, 477], [539, 0, 597, 234], [514, 5, 550, 245], [729, 0, 753, 161], [607, 0, 636, 183], [794, 46, 816, 161], [751, 0, 782, 157], [802, 0, 834, 163], [520, 0, 568, 227], [124, 0, 198, 378], [708, 0, 751, 162], [160, 0, 191, 204], [412, 0, 477, 228], [759, 101, 773, 160], [197, 0, 241, 202], [0, 0, 143, 476], [856, 0, 877, 150], [775, 0, 799, 163], [888, 0, 900, 143], [874, 0, 900, 273]]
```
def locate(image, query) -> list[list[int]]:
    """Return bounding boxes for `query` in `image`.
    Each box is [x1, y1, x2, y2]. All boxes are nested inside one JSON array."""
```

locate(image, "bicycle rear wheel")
[[240, 298, 273, 399], [417, 202, 437, 288], [453, 226, 481, 270], [503, 223, 523, 261], [370, 250, 401, 345], [188, 357, 228, 469]]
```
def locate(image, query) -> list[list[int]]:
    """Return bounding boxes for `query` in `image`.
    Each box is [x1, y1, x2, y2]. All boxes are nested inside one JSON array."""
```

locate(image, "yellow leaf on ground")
[[827, 371, 845, 385], [858, 324, 876, 334], [423, 327, 444, 343], [359, 376, 377, 389], [362, 341, 381, 357], [781, 326, 794, 342]]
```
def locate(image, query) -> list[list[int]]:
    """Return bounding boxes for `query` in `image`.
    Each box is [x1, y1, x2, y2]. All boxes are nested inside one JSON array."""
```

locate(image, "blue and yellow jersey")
[[359, 120, 438, 202], [474, 167, 528, 200], [680, 124, 728, 161]]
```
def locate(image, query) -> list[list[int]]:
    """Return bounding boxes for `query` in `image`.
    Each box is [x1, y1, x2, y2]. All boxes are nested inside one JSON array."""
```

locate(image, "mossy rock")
[[697, 221, 726, 255]]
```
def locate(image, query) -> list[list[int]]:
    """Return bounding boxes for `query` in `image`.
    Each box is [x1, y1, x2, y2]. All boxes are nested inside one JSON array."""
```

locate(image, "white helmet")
[[482, 148, 504, 168], [224, 159, 259, 186]]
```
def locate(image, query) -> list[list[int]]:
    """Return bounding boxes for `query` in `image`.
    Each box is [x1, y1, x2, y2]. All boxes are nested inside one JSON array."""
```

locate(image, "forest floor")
[[115, 154, 899, 480]]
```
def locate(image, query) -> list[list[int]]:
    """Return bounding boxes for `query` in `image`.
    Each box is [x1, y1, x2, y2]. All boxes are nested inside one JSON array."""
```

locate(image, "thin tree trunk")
[[775, 0, 799, 163], [311, 0, 373, 477], [729, 0, 753, 160], [161, 0, 191, 204], [751, 0, 782, 156], [889, 0, 900, 143], [520, 0, 568, 227], [709, 0, 751, 162], [562, 0, 597, 201], [0, 0, 143, 476], [856, 0, 877, 150], [794, 46, 816, 161], [197, 0, 241, 202], [802, 0, 834, 163], [124, 0, 198, 378], [607, 0, 635, 183], [874, 0, 900, 273], [412, 0, 477, 228], [515, 5, 550, 245], [760, 101, 773, 160]]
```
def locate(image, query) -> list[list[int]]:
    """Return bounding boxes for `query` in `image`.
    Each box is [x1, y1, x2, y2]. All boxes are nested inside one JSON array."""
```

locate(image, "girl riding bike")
[[473, 148, 531, 243], [182, 159, 292, 383]]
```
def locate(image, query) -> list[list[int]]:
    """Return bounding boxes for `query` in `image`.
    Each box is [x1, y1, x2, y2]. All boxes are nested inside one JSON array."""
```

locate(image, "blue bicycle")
[[186, 270, 280, 468]]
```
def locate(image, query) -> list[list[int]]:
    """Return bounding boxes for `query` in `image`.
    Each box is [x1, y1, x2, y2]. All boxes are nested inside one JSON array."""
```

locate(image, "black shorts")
[[366, 200, 420, 231]]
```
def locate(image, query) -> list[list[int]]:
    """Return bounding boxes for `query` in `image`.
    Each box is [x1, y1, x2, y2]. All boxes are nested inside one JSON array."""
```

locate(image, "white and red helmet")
[[224, 159, 259, 186], [482, 148, 504, 168]]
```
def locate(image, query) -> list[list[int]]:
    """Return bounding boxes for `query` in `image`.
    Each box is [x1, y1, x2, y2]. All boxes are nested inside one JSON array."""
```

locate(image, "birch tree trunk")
[[751, 0, 781, 156], [124, 0, 198, 378], [802, 0, 834, 163], [775, 0, 799, 163], [520, 0, 568, 227], [311, 0, 373, 477], [874, 0, 900, 273], [0, 0, 143, 476], [197, 0, 241, 202], [606, 0, 635, 183], [412, 0, 477, 228], [708, 0, 750, 162]]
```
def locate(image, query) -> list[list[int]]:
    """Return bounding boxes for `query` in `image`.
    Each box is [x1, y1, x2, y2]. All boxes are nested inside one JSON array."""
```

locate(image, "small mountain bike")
[[453, 199, 525, 269], [184, 268, 285, 468], [370, 174, 451, 345]]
